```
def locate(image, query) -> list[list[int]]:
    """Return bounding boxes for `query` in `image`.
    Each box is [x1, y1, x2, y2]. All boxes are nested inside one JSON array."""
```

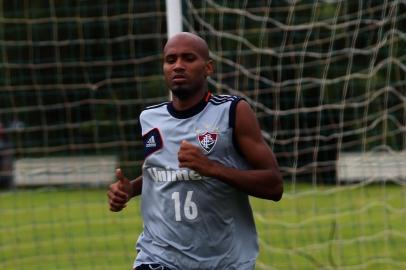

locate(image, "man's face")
[[163, 38, 212, 100]]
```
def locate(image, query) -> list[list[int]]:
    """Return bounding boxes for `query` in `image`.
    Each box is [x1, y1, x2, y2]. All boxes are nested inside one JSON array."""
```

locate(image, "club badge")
[[197, 131, 218, 154]]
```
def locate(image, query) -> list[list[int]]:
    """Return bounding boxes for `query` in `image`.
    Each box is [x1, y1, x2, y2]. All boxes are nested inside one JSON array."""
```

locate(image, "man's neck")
[[171, 89, 208, 111]]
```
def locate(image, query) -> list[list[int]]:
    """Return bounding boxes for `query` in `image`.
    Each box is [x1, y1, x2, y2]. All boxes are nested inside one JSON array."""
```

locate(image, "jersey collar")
[[167, 92, 211, 119]]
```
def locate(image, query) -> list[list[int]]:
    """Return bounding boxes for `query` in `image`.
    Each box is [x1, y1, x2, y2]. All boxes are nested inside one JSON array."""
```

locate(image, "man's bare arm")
[[107, 169, 142, 212], [178, 100, 283, 201]]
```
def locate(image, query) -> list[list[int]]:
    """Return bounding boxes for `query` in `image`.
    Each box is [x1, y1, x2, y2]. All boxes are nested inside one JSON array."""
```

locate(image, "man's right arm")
[[108, 168, 142, 212], [130, 175, 142, 197]]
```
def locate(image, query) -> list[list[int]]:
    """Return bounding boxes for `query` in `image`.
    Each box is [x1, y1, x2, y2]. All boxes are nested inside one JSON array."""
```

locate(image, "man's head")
[[163, 32, 213, 100]]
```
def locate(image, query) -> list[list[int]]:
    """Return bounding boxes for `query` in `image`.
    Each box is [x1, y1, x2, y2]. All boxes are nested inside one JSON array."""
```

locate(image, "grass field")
[[0, 183, 405, 270]]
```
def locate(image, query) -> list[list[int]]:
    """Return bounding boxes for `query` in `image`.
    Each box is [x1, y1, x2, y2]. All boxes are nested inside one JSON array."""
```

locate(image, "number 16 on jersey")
[[171, 191, 198, 221]]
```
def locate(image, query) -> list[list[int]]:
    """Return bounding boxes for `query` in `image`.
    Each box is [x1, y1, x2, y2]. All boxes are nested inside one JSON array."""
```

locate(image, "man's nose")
[[173, 59, 185, 71]]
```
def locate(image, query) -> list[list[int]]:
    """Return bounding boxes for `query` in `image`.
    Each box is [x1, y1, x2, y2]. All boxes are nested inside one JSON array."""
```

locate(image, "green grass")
[[0, 183, 405, 270]]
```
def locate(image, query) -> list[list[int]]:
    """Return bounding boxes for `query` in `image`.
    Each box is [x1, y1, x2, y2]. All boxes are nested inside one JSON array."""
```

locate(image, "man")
[[108, 32, 283, 270]]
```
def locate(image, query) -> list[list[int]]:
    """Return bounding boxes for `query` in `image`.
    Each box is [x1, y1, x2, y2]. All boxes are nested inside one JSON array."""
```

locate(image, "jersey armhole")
[[229, 97, 245, 156]]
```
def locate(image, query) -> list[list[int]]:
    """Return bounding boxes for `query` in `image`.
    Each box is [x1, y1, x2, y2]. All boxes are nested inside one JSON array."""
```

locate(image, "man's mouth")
[[172, 75, 187, 82]]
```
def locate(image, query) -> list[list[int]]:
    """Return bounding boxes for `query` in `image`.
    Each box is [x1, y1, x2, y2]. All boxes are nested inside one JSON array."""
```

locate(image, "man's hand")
[[107, 168, 133, 212], [178, 140, 218, 176]]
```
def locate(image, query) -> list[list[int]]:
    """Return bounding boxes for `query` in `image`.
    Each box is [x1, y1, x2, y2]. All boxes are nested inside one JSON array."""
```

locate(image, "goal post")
[[165, 0, 183, 37], [165, 0, 182, 101]]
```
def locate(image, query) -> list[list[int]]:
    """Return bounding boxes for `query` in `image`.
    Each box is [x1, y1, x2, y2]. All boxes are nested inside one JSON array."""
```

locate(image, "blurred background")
[[0, 1, 405, 269]]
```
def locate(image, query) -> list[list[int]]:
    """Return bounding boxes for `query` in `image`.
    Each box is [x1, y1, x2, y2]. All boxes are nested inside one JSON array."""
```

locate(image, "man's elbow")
[[270, 190, 283, 201], [266, 166, 283, 201], [264, 168, 283, 201], [268, 181, 283, 202], [250, 170, 284, 200]]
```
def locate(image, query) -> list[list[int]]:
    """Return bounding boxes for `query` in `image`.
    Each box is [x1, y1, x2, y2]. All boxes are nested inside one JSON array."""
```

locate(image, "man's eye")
[[185, 56, 195, 61], [166, 57, 176, 63]]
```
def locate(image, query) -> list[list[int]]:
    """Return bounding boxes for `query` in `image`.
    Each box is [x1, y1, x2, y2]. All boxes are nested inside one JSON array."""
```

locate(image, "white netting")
[[0, 1, 405, 269], [182, 0, 406, 269], [184, 0, 406, 184]]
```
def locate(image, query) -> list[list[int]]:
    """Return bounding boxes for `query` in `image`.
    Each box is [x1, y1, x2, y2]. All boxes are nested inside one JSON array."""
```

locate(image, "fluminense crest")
[[197, 131, 218, 154]]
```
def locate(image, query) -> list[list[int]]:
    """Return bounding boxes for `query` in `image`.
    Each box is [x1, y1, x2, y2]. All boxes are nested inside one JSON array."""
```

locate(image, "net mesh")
[[0, 0, 405, 269], [185, 0, 406, 184]]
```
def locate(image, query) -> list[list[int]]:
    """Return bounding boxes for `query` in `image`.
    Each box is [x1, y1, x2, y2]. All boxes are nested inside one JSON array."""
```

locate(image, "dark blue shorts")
[[135, 264, 172, 270]]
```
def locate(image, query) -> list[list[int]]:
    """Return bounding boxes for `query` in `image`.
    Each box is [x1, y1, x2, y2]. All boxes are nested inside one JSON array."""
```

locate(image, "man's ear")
[[205, 59, 214, 77]]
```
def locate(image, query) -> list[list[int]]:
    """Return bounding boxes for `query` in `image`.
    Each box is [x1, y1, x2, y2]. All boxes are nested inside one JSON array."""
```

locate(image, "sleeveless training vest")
[[134, 93, 258, 270]]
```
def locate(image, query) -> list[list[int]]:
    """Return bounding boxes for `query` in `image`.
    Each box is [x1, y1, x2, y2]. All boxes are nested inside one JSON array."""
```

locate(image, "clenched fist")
[[178, 140, 218, 177]]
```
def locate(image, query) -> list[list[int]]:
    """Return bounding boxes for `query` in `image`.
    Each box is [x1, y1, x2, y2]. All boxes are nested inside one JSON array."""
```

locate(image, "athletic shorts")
[[135, 264, 172, 270]]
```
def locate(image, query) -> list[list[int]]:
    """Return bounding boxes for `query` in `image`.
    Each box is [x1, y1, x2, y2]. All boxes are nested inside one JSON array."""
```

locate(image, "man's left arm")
[[178, 100, 283, 201]]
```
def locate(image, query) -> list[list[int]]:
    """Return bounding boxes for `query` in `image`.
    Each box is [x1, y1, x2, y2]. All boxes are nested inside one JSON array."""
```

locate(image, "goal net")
[[0, 1, 405, 269]]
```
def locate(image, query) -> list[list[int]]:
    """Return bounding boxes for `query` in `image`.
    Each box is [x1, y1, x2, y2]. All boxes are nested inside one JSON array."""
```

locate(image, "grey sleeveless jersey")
[[134, 93, 258, 270]]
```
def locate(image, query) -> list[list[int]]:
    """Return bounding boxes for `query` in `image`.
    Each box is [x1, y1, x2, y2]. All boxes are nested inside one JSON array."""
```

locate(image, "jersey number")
[[171, 191, 198, 221]]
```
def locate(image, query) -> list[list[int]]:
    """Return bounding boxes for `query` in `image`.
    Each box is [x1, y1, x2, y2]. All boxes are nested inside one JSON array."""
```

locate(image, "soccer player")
[[107, 32, 283, 270]]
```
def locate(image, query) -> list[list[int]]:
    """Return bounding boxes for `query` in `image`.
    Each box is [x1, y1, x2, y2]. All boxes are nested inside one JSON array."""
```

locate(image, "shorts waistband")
[[135, 263, 172, 270]]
